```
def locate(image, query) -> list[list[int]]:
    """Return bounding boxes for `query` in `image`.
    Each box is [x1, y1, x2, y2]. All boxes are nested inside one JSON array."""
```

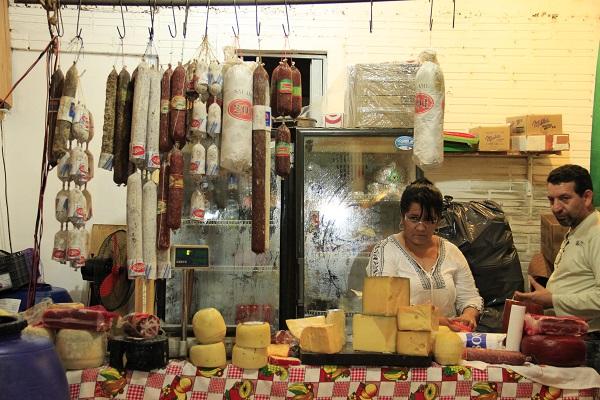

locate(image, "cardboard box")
[[510, 134, 569, 152], [540, 213, 569, 265], [324, 113, 344, 128], [506, 114, 562, 135], [470, 125, 510, 152]]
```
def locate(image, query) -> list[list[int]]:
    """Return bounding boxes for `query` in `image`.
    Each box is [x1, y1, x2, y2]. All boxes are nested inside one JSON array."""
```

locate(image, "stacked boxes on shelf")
[[507, 114, 569, 152]]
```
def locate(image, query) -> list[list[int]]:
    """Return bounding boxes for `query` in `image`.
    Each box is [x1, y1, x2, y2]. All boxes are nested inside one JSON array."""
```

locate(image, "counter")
[[66, 360, 599, 399]]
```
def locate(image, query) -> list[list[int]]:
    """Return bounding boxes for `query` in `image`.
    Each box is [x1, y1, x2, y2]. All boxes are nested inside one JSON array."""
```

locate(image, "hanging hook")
[[117, 0, 126, 39], [452, 0, 456, 28], [204, 0, 210, 38], [55, 0, 64, 37], [148, 0, 155, 41], [231, 0, 240, 38], [282, 0, 290, 37], [182, 0, 189, 38], [255, 0, 260, 37], [75, 0, 83, 39], [168, 0, 177, 38], [369, 0, 373, 33], [429, 0, 434, 31]]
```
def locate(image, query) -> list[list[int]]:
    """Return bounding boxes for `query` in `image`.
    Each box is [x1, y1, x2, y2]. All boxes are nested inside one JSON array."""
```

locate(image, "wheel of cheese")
[[192, 308, 226, 344], [236, 322, 271, 348], [55, 329, 107, 370], [23, 325, 55, 342], [433, 331, 464, 365], [232, 345, 268, 369], [189, 342, 226, 368]]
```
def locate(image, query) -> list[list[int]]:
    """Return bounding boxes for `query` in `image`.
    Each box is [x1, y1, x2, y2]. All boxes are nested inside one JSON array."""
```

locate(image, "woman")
[[366, 178, 483, 330]]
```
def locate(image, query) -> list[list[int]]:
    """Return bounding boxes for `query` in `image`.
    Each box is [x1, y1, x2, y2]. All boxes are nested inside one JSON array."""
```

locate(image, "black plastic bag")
[[437, 197, 524, 308]]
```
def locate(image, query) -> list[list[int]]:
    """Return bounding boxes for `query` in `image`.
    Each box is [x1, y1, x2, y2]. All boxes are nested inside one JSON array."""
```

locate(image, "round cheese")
[[55, 329, 107, 370], [192, 308, 227, 344], [232, 345, 268, 369], [23, 325, 55, 342], [235, 322, 270, 348], [433, 332, 464, 365], [189, 342, 226, 368]]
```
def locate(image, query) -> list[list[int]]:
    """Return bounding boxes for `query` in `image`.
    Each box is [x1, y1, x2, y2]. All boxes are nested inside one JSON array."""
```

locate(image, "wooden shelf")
[[444, 151, 562, 158]]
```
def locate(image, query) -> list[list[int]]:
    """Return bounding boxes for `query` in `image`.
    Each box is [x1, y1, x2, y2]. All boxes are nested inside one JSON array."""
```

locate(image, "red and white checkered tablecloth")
[[66, 361, 600, 400]]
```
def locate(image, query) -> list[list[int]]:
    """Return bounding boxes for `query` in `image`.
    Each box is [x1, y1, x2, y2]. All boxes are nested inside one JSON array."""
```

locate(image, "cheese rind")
[[232, 345, 268, 369], [300, 324, 343, 354], [326, 309, 346, 346], [55, 329, 107, 370], [285, 315, 326, 339], [352, 314, 397, 353], [396, 331, 433, 356], [236, 322, 271, 348], [192, 308, 227, 344], [363, 276, 410, 316], [189, 342, 226, 368], [397, 304, 439, 331], [433, 332, 464, 365]]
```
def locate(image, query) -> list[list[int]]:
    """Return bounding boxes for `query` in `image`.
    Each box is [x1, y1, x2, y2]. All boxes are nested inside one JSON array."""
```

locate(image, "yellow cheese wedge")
[[352, 314, 397, 353], [434, 331, 464, 365], [192, 308, 227, 344], [285, 315, 326, 339], [189, 342, 226, 368], [397, 304, 439, 331], [267, 343, 290, 357], [232, 345, 268, 369], [236, 322, 271, 348], [396, 331, 433, 356], [326, 309, 346, 346], [363, 276, 410, 316], [300, 323, 343, 354]]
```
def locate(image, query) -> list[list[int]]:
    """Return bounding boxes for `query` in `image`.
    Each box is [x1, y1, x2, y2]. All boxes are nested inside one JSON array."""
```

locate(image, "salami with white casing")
[[190, 98, 207, 139], [72, 104, 90, 143], [55, 189, 69, 223], [195, 60, 209, 96], [70, 147, 89, 186], [186, 60, 198, 97], [57, 152, 72, 182], [146, 68, 162, 171], [130, 61, 151, 167], [206, 143, 219, 176], [88, 110, 95, 143], [52, 230, 68, 262], [190, 189, 206, 221], [221, 62, 254, 173], [190, 142, 206, 176], [207, 102, 221, 139], [83, 189, 93, 221], [99, 67, 118, 170], [74, 228, 89, 267], [66, 229, 81, 262], [252, 63, 272, 254], [142, 179, 158, 279], [54, 63, 78, 161], [157, 248, 171, 279], [85, 150, 94, 181], [68, 187, 87, 226], [208, 61, 223, 96], [127, 170, 145, 278]]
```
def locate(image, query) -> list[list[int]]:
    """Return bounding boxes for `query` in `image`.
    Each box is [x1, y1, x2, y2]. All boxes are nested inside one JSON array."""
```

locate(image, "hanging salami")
[[208, 61, 223, 97], [275, 123, 291, 178], [47, 67, 64, 168], [272, 60, 292, 118], [113, 67, 133, 185], [207, 102, 221, 139], [170, 63, 187, 147], [127, 170, 145, 278], [142, 179, 157, 279], [290, 62, 302, 119], [189, 142, 206, 176], [167, 148, 184, 229], [146, 68, 161, 171], [156, 162, 170, 250], [159, 66, 174, 153], [53, 63, 78, 161], [99, 68, 118, 170], [130, 61, 151, 167]]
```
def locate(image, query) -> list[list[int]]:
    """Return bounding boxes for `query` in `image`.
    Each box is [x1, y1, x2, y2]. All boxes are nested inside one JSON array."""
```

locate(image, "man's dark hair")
[[400, 178, 443, 222], [547, 164, 593, 196]]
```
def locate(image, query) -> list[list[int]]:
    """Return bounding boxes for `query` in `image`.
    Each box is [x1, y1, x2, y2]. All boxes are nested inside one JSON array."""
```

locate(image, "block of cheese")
[[55, 329, 107, 370], [433, 331, 464, 365], [267, 343, 290, 357], [363, 276, 409, 316], [236, 322, 271, 348], [352, 314, 397, 353], [232, 345, 268, 369], [192, 308, 226, 344], [300, 324, 343, 354], [326, 309, 346, 346], [396, 331, 433, 356], [189, 342, 226, 368], [397, 304, 438, 331], [285, 315, 326, 339]]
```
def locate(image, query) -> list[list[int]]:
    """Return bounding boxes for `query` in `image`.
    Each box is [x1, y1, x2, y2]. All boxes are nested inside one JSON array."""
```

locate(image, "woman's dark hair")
[[400, 178, 443, 222], [547, 164, 593, 196]]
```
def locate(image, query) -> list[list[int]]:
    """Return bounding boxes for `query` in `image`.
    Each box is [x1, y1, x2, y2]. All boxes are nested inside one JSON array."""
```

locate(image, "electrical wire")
[[0, 122, 12, 252]]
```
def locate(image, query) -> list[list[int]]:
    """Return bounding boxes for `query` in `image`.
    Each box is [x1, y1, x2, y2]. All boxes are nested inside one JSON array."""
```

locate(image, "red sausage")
[[167, 148, 184, 229], [157, 162, 170, 249]]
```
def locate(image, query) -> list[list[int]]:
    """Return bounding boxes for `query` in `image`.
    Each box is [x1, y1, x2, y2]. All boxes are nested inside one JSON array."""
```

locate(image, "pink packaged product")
[[121, 313, 161, 339], [42, 305, 117, 332], [523, 313, 589, 336]]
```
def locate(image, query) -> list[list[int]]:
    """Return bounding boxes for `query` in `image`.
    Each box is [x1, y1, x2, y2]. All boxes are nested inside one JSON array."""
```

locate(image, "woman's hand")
[[452, 307, 479, 331]]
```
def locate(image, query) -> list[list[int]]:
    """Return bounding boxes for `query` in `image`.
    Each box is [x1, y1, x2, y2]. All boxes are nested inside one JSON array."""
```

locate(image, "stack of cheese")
[[189, 308, 227, 368], [232, 321, 271, 369], [395, 304, 437, 357], [286, 309, 347, 354]]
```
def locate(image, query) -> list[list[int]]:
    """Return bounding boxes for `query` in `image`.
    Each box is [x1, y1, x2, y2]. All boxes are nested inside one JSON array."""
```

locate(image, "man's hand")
[[513, 275, 554, 308]]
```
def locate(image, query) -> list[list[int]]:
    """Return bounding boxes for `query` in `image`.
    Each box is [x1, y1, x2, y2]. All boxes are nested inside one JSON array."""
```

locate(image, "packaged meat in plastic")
[[42, 305, 117, 332], [121, 312, 161, 339], [71, 104, 91, 143], [189, 98, 207, 139], [207, 102, 221, 138], [521, 334, 586, 367], [194, 60, 209, 96], [208, 61, 223, 96], [206, 143, 219, 176], [524, 313, 589, 336], [189, 143, 206, 176], [57, 152, 72, 182], [20, 298, 54, 327], [68, 187, 87, 226], [70, 146, 89, 186], [52, 230, 68, 262], [55, 189, 69, 223], [190, 189, 206, 222]]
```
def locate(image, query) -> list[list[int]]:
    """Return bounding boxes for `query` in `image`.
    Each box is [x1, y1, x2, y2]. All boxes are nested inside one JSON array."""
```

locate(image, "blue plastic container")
[[0, 284, 72, 312], [0, 316, 69, 400]]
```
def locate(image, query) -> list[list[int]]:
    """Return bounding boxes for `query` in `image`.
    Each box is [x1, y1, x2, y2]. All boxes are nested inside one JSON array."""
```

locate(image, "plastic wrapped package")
[[42, 305, 117, 332], [121, 312, 161, 339], [345, 62, 419, 128]]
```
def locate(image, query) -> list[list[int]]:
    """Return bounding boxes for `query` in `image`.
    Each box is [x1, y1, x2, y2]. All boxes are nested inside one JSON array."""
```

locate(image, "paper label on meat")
[[415, 92, 435, 114], [160, 99, 170, 114], [157, 200, 167, 215], [57, 96, 76, 122], [252, 105, 272, 130], [128, 259, 146, 276], [169, 175, 184, 189], [98, 153, 114, 171], [130, 143, 146, 159], [147, 152, 161, 170], [171, 95, 187, 111], [275, 142, 291, 157], [52, 248, 66, 261], [227, 99, 252, 121], [292, 86, 302, 96]]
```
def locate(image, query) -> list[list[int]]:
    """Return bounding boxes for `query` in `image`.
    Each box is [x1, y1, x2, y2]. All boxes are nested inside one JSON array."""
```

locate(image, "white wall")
[[3, 0, 599, 298]]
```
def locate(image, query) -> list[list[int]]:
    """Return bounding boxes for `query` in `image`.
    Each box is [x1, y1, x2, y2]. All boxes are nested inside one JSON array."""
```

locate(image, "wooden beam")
[[0, 0, 12, 108]]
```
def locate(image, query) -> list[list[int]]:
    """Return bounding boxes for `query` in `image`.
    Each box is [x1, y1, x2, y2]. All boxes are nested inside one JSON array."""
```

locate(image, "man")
[[514, 164, 600, 369]]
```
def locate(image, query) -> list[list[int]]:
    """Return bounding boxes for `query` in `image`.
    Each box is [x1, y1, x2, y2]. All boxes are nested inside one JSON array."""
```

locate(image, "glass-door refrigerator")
[[293, 128, 416, 319]]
